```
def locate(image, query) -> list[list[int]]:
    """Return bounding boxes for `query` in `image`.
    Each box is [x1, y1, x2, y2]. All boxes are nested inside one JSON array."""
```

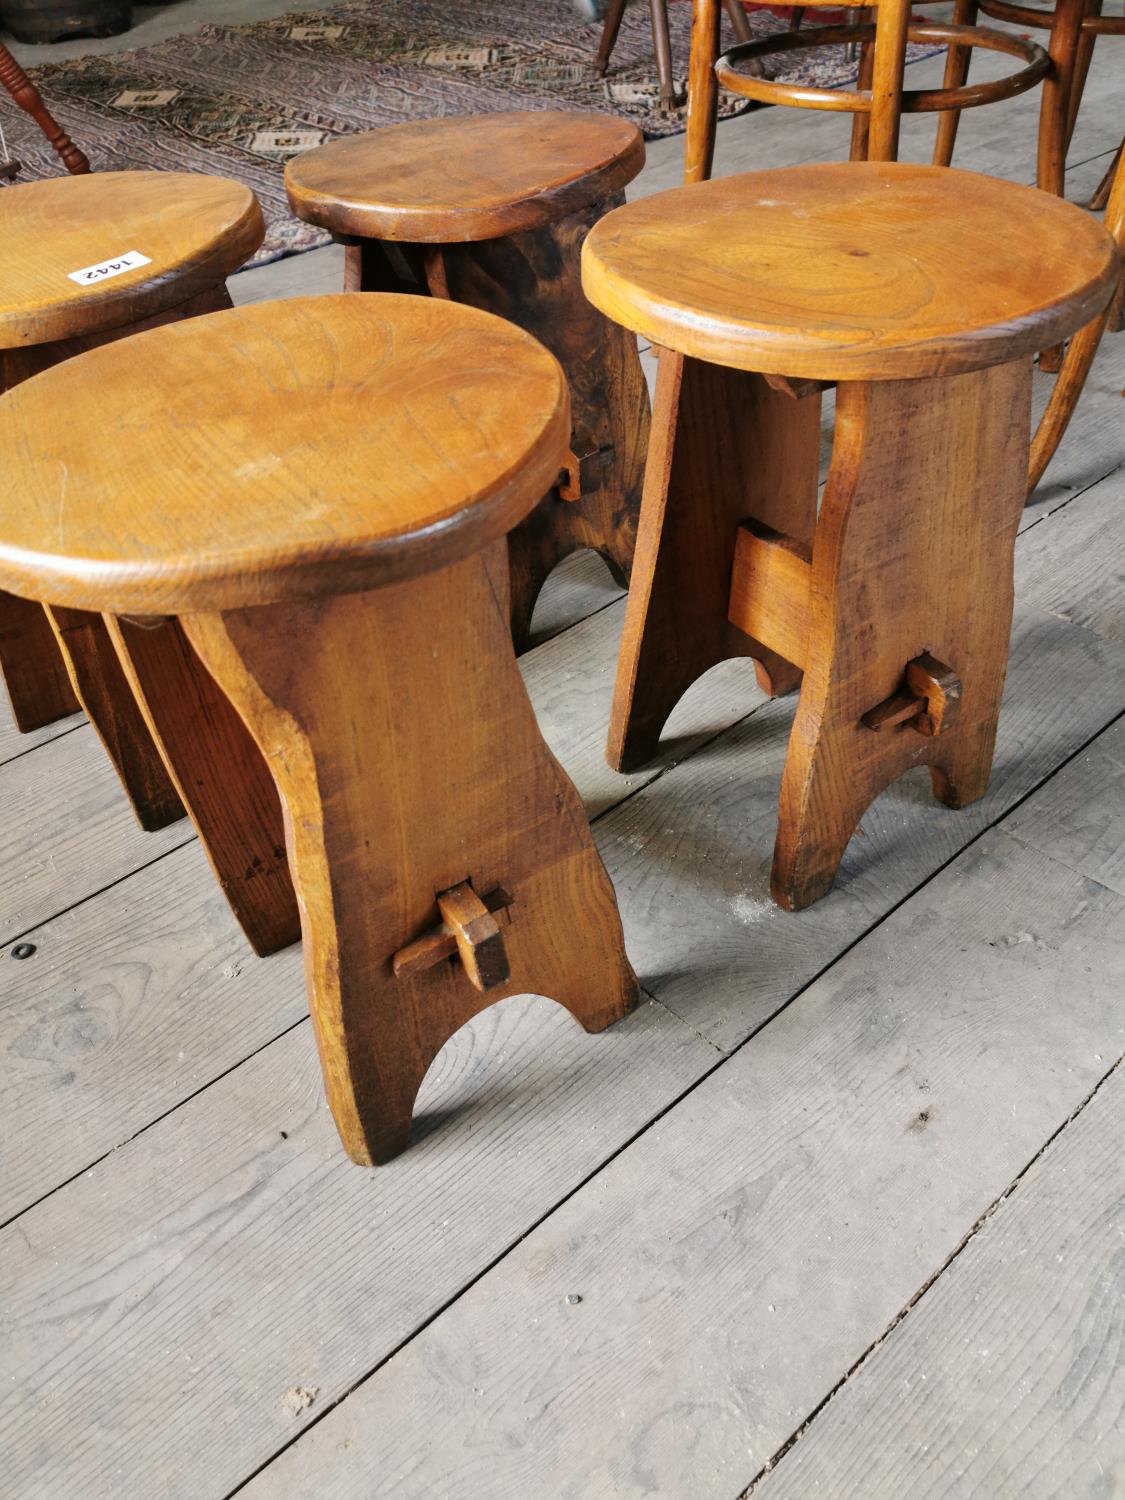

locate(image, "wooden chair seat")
[[582, 162, 1118, 380], [285, 110, 645, 243], [0, 292, 636, 1164], [0, 294, 570, 615], [0, 171, 263, 350]]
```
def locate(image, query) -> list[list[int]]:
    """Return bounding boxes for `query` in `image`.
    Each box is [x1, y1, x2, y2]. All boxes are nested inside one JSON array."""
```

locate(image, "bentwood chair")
[[935, 0, 1124, 199], [684, 0, 1049, 179]]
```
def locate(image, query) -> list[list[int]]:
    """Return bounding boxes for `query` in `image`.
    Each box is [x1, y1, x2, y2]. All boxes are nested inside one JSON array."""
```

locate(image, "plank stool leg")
[[0, 294, 638, 1163], [285, 111, 652, 650], [0, 172, 301, 955], [582, 162, 1118, 910]]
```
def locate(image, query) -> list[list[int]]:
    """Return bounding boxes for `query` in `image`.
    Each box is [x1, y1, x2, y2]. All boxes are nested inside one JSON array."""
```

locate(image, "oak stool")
[[0, 171, 302, 954], [285, 111, 652, 649], [582, 162, 1119, 911], [0, 294, 639, 1164]]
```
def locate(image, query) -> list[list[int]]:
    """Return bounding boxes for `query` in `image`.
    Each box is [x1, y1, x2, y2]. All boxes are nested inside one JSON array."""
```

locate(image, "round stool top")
[[0, 171, 264, 350], [0, 295, 569, 614], [285, 110, 645, 243], [581, 163, 1119, 380]]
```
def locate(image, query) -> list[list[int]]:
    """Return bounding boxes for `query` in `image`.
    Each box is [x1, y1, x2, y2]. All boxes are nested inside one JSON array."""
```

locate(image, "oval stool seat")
[[0, 294, 570, 615], [0, 171, 264, 348], [285, 110, 645, 243], [581, 161, 1119, 380]]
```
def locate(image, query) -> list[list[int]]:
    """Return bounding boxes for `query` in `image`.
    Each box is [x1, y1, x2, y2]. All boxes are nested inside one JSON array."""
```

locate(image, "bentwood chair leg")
[[686, 0, 722, 181], [850, 34, 876, 160], [932, 0, 980, 166], [1064, 0, 1102, 151], [1028, 144, 1125, 491], [595, 0, 628, 76], [1038, 0, 1087, 197], [721, 0, 752, 44], [650, 0, 678, 105], [1090, 142, 1121, 211], [866, 0, 910, 161]]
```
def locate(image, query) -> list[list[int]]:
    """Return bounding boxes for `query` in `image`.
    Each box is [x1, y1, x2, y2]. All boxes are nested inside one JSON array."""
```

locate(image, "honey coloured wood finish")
[[587, 161, 1117, 909], [582, 162, 1119, 381], [0, 293, 637, 1162], [0, 295, 570, 615], [284, 110, 645, 243], [287, 111, 651, 650], [0, 171, 263, 348]]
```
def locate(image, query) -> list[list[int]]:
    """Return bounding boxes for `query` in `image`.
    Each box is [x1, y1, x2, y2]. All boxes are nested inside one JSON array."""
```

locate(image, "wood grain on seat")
[[581, 161, 1119, 380], [0, 171, 264, 347], [0, 294, 570, 614], [285, 110, 645, 242]]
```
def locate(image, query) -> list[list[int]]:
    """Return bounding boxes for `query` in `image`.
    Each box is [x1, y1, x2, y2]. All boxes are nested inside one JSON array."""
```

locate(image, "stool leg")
[[0, 590, 79, 731], [437, 197, 651, 650], [183, 549, 638, 1166], [608, 350, 820, 772], [932, 0, 980, 168], [686, 0, 722, 184], [105, 617, 300, 958], [1038, 0, 1086, 198], [773, 361, 1032, 911], [47, 606, 185, 830]]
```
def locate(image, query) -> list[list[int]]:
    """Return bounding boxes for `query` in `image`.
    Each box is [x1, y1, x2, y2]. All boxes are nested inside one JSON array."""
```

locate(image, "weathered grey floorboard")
[[0, 996, 716, 1500], [237, 828, 1125, 1500], [749, 1060, 1125, 1500], [0, 724, 191, 947], [0, 704, 82, 770], [1018, 460, 1125, 643], [599, 600, 1125, 1051], [1006, 712, 1125, 900]]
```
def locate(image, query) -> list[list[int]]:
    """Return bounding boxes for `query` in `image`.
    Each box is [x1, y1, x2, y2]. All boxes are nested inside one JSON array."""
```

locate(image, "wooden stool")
[[0, 294, 639, 1164], [285, 111, 652, 649], [582, 163, 1118, 910], [0, 171, 302, 958]]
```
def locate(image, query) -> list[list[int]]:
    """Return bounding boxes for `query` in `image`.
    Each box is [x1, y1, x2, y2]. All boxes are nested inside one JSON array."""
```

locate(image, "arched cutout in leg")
[[608, 351, 819, 772], [184, 547, 637, 1165], [773, 364, 1031, 910]]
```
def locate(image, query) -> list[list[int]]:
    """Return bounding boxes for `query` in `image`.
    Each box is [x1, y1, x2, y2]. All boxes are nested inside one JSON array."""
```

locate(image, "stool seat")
[[285, 110, 645, 243], [581, 162, 1119, 380], [0, 294, 569, 614], [0, 171, 264, 348]]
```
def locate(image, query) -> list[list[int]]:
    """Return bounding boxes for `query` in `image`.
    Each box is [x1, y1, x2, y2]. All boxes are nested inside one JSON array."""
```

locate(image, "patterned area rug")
[[0, 0, 934, 265]]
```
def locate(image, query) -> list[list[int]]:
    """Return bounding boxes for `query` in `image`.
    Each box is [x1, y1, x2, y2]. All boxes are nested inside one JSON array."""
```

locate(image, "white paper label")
[[67, 250, 152, 287]]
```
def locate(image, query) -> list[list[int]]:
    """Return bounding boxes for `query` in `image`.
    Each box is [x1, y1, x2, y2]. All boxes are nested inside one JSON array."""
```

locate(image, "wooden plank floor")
[[1, 28, 1123, 1500]]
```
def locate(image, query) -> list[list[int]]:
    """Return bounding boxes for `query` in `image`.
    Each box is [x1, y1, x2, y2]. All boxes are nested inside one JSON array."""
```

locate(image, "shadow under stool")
[[0, 171, 301, 958], [581, 161, 1119, 912], [285, 110, 652, 650], [0, 293, 639, 1165]]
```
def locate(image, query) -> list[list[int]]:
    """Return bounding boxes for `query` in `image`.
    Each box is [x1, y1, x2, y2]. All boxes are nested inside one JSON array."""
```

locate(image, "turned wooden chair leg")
[[411, 203, 649, 652], [595, 0, 629, 76], [47, 606, 185, 830], [686, 0, 722, 182], [650, 0, 679, 106], [1090, 142, 1121, 212], [772, 363, 1031, 909], [932, 0, 980, 167], [185, 550, 638, 1165], [865, 0, 910, 162], [0, 43, 89, 175], [849, 35, 877, 160], [0, 589, 79, 731], [606, 351, 819, 772], [106, 616, 300, 957]]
